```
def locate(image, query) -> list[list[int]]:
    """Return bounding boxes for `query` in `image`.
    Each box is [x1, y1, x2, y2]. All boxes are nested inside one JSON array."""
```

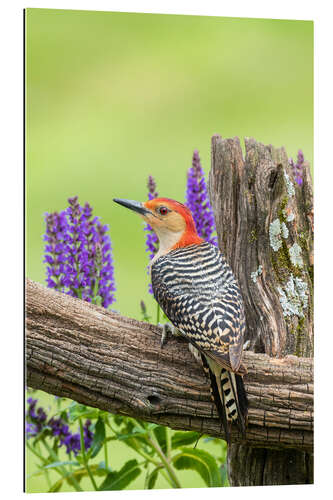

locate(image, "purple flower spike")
[[26, 398, 48, 437], [147, 175, 158, 201], [26, 422, 38, 438], [186, 150, 217, 246], [64, 196, 91, 297], [44, 197, 116, 307], [145, 176, 159, 259], [44, 211, 69, 291], [95, 224, 116, 308], [290, 149, 305, 186], [144, 176, 159, 294], [25, 396, 94, 455], [62, 433, 81, 455], [83, 419, 94, 449], [48, 416, 71, 442], [61, 420, 93, 455]]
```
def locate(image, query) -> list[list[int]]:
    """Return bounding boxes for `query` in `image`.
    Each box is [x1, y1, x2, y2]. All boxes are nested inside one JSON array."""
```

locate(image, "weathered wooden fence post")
[[208, 135, 314, 485]]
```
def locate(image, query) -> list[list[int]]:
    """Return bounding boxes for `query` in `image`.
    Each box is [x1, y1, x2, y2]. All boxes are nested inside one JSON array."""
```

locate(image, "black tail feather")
[[235, 374, 248, 424], [229, 373, 248, 438], [201, 354, 248, 443], [201, 354, 231, 443], [209, 368, 231, 444]]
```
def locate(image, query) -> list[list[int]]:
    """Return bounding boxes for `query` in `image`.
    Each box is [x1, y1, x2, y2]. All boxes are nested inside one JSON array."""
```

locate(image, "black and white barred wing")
[[154, 286, 246, 375], [151, 243, 246, 374], [151, 243, 248, 439], [187, 290, 247, 375]]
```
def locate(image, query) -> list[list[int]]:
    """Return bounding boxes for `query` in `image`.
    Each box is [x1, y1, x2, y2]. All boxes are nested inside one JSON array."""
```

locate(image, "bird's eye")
[[158, 206, 169, 216]]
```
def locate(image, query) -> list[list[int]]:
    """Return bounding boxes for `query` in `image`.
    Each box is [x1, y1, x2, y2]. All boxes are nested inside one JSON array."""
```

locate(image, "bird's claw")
[[158, 322, 181, 348], [158, 322, 174, 348], [243, 340, 251, 351]]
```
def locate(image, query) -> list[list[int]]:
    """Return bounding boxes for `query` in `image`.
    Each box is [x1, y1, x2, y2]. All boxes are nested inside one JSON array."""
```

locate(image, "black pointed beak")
[[113, 198, 150, 216]]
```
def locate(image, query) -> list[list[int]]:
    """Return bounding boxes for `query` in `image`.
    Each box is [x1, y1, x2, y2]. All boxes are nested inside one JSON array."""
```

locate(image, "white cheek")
[[155, 227, 184, 249]]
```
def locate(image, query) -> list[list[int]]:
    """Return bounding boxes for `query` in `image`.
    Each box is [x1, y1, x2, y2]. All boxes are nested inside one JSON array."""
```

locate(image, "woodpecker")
[[113, 197, 248, 442]]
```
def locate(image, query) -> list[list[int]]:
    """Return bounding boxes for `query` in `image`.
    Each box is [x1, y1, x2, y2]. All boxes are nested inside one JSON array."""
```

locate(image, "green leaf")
[[147, 467, 160, 489], [113, 414, 126, 427], [117, 429, 148, 440], [75, 453, 84, 465], [48, 478, 63, 492], [60, 409, 70, 422], [153, 425, 166, 451], [219, 463, 229, 486], [70, 467, 91, 482], [69, 463, 111, 479], [30, 427, 52, 445], [27, 469, 47, 479], [118, 435, 153, 457], [105, 436, 117, 443], [89, 417, 106, 458], [172, 447, 222, 487], [95, 461, 113, 476], [203, 436, 216, 443], [44, 460, 79, 469], [132, 418, 148, 430], [67, 403, 100, 422], [171, 431, 200, 449], [99, 459, 141, 491], [146, 422, 158, 430]]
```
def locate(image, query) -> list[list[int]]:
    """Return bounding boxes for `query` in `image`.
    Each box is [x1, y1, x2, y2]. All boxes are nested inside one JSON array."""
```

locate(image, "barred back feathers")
[[151, 241, 248, 442]]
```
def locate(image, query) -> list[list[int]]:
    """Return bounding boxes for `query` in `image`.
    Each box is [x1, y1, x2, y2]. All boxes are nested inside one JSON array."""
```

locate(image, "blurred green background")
[[25, 8, 313, 492]]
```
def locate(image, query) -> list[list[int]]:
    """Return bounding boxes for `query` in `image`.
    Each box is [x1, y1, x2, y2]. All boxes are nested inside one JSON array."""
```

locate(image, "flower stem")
[[26, 440, 54, 488], [26, 441, 52, 469], [103, 422, 109, 469], [79, 418, 98, 491], [104, 442, 108, 469], [147, 431, 181, 488], [105, 420, 175, 489], [40, 439, 83, 492], [68, 451, 73, 474], [125, 438, 175, 488], [165, 427, 172, 460], [107, 422, 160, 466]]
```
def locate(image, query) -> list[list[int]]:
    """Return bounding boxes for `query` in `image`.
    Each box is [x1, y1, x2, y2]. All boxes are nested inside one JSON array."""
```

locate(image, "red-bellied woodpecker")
[[113, 196, 248, 442]]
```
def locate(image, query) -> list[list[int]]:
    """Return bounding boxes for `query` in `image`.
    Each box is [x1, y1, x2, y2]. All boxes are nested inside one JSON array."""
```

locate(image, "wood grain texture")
[[26, 278, 313, 452], [209, 135, 313, 358], [208, 135, 314, 485]]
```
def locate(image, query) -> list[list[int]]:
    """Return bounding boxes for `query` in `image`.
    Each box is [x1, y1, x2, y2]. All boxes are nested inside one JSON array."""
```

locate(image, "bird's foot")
[[188, 343, 202, 362], [243, 340, 251, 351], [158, 322, 182, 348]]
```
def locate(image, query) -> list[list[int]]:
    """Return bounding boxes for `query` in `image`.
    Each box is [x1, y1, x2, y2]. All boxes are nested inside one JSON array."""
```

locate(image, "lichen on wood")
[[208, 135, 313, 486], [209, 135, 313, 358]]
